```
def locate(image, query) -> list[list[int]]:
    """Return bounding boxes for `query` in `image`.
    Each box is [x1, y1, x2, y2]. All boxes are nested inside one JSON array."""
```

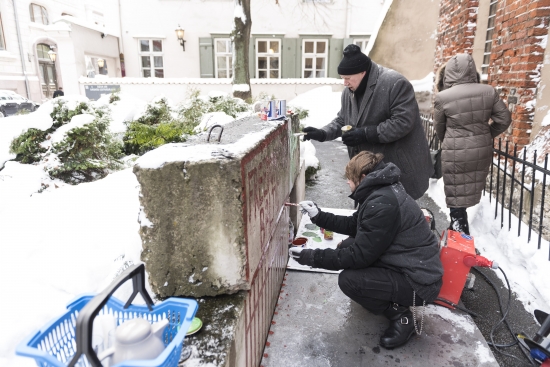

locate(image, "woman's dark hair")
[[345, 151, 384, 185], [435, 63, 447, 92]]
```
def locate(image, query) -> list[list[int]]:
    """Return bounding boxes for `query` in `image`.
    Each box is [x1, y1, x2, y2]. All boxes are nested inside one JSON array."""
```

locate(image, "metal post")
[[519, 147, 527, 237], [12, 0, 31, 99], [508, 144, 517, 231], [495, 138, 502, 219], [538, 154, 547, 252], [528, 150, 537, 243]]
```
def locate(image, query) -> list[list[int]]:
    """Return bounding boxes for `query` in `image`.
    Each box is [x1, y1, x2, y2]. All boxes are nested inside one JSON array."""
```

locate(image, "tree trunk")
[[231, 0, 252, 101]]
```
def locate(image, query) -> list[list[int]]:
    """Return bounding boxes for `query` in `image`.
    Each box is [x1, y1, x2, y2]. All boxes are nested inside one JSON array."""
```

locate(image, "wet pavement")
[[260, 139, 539, 367]]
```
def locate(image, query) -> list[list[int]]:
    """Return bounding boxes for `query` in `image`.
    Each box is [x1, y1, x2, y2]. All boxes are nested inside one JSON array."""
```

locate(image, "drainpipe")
[[345, 0, 351, 38], [117, 0, 125, 77], [12, 0, 31, 99]]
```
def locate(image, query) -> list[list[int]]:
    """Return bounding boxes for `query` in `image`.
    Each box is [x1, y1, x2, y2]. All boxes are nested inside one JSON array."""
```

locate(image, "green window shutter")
[[328, 38, 344, 78], [282, 38, 298, 78], [199, 37, 214, 78]]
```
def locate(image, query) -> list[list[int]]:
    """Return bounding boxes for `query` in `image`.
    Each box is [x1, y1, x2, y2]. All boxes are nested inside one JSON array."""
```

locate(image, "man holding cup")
[[302, 44, 433, 200]]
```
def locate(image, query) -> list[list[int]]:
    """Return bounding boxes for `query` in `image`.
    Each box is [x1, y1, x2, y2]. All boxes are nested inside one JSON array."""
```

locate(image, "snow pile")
[[301, 140, 319, 173], [411, 72, 435, 92], [427, 178, 550, 312], [0, 167, 145, 367], [94, 92, 147, 134], [0, 101, 54, 168], [288, 86, 341, 129], [193, 112, 235, 133]]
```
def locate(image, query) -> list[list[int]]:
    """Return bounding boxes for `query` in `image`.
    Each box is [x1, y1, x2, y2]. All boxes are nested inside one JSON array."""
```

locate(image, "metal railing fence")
[[420, 114, 550, 260]]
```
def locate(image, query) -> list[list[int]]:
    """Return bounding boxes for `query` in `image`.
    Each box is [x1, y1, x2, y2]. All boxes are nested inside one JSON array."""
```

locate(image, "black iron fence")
[[420, 114, 550, 260]]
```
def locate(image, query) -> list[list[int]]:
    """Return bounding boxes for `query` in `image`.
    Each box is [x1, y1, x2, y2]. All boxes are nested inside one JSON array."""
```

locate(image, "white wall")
[[79, 77, 344, 104], [119, 0, 384, 78], [0, 0, 120, 102]]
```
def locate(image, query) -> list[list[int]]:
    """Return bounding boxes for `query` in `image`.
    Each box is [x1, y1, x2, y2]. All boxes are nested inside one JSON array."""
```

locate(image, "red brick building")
[[434, 0, 550, 149]]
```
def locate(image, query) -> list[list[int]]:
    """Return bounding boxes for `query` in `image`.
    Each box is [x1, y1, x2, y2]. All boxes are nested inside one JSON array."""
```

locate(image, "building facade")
[[1, 0, 386, 103], [117, 0, 383, 80], [0, 0, 122, 102], [434, 0, 550, 148]]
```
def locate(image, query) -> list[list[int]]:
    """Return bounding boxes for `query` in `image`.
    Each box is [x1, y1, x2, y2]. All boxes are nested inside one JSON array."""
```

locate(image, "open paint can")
[[291, 237, 308, 248]]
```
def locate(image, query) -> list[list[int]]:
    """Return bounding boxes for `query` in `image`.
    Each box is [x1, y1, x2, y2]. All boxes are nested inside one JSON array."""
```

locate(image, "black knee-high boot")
[[379, 303, 416, 349], [449, 207, 470, 235]]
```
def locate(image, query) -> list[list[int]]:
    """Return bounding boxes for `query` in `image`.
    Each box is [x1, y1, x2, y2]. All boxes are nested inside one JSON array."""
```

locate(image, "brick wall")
[[434, 0, 550, 150], [434, 1, 479, 71], [490, 0, 549, 147]]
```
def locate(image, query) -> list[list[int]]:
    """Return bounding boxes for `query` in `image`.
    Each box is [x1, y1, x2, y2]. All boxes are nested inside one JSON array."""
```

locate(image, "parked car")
[[0, 90, 40, 117]]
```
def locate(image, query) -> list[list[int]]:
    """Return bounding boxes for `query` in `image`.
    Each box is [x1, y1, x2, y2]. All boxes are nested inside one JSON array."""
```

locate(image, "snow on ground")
[[1, 85, 549, 366], [288, 86, 342, 129], [0, 164, 145, 367], [411, 72, 435, 92], [427, 178, 550, 312]]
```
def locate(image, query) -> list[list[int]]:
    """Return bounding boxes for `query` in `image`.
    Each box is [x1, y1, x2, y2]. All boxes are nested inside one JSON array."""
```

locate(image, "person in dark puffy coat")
[[301, 44, 433, 200], [291, 151, 443, 349], [434, 53, 511, 234]]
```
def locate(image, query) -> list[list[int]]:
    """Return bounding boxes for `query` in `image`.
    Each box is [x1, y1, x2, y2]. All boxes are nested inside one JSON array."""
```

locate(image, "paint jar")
[[320, 227, 325, 234], [277, 99, 286, 118], [267, 100, 277, 119], [324, 230, 334, 240], [291, 237, 308, 248]]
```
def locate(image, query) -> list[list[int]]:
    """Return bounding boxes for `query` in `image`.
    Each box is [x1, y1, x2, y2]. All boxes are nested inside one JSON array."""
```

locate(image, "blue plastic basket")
[[16, 265, 198, 367]]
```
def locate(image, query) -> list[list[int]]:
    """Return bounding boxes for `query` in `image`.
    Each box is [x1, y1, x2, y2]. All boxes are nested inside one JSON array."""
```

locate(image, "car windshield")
[[0, 93, 12, 100]]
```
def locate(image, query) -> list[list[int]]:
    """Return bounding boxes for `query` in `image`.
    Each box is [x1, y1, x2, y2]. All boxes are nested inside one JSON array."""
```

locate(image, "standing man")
[[53, 87, 64, 98], [303, 44, 433, 200]]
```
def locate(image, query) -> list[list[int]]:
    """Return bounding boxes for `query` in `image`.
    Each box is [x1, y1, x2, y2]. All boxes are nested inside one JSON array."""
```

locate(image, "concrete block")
[[133, 116, 299, 297]]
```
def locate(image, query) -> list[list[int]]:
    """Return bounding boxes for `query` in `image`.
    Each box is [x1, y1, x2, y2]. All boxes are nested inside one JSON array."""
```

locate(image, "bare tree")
[[231, 0, 252, 100]]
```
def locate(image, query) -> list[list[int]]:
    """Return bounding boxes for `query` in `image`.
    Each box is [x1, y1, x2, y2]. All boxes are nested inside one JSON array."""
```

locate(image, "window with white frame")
[[256, 39, 280, 79], [0, 13, 5, 50], [215, 38, 233, 78], [354, 37, 371, 53], [139, 39, 164, 78], [302, 39, 328, 78], [481, 0, 498, 80], [29, 3, 49, 25]]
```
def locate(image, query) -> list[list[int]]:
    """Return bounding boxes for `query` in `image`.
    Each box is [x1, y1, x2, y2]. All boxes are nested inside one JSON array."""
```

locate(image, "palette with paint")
[[287, 207, 356, 274]]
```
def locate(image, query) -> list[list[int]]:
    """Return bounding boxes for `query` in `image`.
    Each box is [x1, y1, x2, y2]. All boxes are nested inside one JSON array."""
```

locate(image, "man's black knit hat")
[[338, 44, 371, 75]]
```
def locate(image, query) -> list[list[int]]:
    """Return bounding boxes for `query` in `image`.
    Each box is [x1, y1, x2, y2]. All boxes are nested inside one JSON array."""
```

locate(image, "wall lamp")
[[97, 58, 105, 68], [48, 49, 57, 62], [175, 25, 186, 51]]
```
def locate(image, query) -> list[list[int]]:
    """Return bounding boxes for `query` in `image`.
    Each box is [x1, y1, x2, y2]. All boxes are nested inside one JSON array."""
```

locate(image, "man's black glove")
[[289, 247, 315, 267], [341, 127, 368, 146], [303, 127, 326, 142]]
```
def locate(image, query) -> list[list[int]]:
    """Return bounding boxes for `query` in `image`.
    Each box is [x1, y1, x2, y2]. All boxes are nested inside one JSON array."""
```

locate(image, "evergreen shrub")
[[9, 128, 48, 163], [48, 114, 123, 184]]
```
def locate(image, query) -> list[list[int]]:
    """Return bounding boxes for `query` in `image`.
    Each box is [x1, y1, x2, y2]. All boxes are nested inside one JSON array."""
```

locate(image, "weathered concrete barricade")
[[134, 114, 302, 366], [134, 115, 300, 298]]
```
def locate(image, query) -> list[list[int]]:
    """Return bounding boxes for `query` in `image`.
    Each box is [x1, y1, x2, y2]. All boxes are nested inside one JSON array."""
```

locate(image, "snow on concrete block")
[[134, 115, 299, 297]]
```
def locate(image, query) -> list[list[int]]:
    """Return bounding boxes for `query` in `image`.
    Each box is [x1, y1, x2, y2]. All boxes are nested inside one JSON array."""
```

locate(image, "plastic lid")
[[116, 318, 152, 344], [186, 317, 203, 335]]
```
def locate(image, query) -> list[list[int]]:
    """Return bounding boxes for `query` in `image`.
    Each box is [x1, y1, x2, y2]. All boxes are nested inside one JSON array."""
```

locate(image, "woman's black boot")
[[379, 303, 415, 349], [449, 207, 470, 235]]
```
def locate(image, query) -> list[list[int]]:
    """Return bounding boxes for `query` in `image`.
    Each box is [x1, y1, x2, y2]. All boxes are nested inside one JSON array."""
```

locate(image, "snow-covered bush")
[[208, 93, 249, 118], [177, 90, 249, 124], [9, 97, 124, 184], [9, 128, 48, 163], [123, 121, 189, 155], [48, 112, 123, 184], [50, 98, 93, 128], [123, 97, 194, 155]]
